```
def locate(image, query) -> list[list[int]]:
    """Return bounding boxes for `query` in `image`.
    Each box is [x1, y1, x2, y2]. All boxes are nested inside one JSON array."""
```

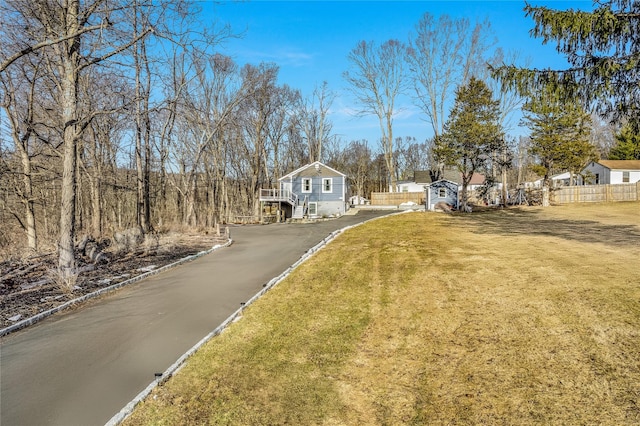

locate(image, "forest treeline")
[[1, 0, 637, 274], [0, 1, 438, 264]]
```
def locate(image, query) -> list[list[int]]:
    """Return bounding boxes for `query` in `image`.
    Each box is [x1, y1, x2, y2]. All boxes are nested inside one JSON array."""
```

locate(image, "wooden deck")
[[259, 189, 297, 205]]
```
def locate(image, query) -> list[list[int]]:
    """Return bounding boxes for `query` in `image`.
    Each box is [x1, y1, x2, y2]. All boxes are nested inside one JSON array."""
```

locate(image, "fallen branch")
[[0, 262, 44, 282]]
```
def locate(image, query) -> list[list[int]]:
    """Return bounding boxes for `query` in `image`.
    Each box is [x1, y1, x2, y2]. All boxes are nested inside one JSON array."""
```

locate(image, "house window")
[[308, 202, 317, 216], [322, 178, 332, 193], [302, 178, 312, 193], [401, 186, 408, 192], [623, 171, 630, 183], [438, 188, 447, 198], [595, 173, 600, 184]]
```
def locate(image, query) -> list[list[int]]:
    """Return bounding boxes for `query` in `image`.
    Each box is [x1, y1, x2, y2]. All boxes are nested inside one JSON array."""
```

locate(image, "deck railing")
[[259, 188, 298, 206]]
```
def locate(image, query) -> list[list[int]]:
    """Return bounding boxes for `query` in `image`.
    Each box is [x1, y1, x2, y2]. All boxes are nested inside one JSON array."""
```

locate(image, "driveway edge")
[[105, 211, 402, 426], [0, 241, 233, 338]]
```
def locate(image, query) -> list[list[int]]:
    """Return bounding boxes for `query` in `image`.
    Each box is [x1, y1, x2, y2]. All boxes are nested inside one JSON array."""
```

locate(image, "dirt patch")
[[0, 231, 229, 330]]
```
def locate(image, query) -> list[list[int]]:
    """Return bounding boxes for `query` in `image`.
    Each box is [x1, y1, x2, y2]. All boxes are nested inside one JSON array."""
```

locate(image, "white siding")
[[582, 162, 609, 184], [392, 182, 426, 192], [581, 162, 640, 185], [611, 170, 640, 184]]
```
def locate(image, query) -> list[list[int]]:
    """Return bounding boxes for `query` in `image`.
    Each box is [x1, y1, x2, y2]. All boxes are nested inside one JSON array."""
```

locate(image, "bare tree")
[[132, 0, 154, 234], [78, 70, 128, 237], [0, 60, 41, 250], [407, 14, 495, 141], [237, 62, 285, 216], [1, 0, 153, 275], [342, 139, 374, 201], [344, 39, 408, 192], [299, 81, 335, 163], [396, 137, 430, 180]]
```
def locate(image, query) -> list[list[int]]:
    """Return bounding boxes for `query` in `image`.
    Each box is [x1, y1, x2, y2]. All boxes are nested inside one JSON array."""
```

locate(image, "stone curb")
[[0, 240, 233, 338], [105, 211, 403, 426]]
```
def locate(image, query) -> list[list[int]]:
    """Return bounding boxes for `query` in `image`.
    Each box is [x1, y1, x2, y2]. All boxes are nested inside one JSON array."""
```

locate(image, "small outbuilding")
[[425, 179, 459, 211]]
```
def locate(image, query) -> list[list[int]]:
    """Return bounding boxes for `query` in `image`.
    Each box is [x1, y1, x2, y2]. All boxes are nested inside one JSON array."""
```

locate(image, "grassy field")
[[124, 202, 640, 425]]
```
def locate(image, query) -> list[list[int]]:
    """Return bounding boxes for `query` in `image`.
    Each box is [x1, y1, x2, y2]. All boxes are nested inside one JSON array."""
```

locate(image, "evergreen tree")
[[492, 1, 640, 129], [609, 125, 640, 159], [521, 88, 596, 206], [435, 77, 504, 210]]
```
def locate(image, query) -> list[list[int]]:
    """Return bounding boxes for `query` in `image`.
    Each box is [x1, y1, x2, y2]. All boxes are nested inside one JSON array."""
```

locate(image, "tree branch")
[[78, 27, 154, 71], [0, 23, 110, 73]]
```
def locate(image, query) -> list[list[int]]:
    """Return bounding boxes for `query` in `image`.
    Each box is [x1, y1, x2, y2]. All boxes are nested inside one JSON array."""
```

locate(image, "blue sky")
[[202, 1, 593, 146]]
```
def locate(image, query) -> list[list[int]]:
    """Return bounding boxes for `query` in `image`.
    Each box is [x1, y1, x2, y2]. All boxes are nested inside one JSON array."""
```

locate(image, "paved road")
[[1, 211, 393, 426]]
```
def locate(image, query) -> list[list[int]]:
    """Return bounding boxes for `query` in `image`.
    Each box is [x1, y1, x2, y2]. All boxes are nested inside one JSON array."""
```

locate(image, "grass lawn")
[[124, 202, 640, 425]]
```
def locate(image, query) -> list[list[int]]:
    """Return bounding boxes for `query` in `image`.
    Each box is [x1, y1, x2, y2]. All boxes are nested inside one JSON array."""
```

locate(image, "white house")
[[392, 170, 491, 192], [394, 171, 432, 192], [581, 160, 640, 185]]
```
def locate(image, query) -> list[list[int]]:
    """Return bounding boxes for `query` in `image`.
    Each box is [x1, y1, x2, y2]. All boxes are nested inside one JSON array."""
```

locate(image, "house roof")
[[467, 173, 486, 185], [279, 161, 346, 180], [597, 160, 640, 170], [413, 171, 432, 184], [427, 179, 459, 189]]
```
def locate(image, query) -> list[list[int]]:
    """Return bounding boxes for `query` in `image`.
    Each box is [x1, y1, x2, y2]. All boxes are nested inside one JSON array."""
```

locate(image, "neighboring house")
[[393, 170, 432, 192], [395, 180, 426, 193], [525, 172, 573, 188], [580, 160, 640, 185], [465, 172, 490, 192], [393, 169, 491, 193], [260, 161, 347, 219], [425, 180, 459, 211]]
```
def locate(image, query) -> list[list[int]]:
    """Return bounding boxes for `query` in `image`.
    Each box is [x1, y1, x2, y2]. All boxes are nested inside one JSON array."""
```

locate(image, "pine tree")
[[492, 1, 640, 128], [521, 88, 596, 206], [609, 125, 640, 159], [435, 77, 504, 210]]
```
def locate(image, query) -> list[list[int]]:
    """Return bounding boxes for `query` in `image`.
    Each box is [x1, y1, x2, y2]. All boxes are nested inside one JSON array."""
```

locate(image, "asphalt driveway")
[[0, 210, 393, 426]]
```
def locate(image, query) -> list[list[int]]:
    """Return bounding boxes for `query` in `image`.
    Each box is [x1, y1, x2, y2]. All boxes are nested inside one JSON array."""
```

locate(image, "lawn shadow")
[[457, 207, 640, 248]]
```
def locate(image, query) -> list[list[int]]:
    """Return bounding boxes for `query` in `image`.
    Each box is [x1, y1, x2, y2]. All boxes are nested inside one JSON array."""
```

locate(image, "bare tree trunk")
[[2, 73, 39, 251], [57, 1, 81, 274], [135, 45, 147, 233], [501, 145, 509, 207], [384, 117, 397, 192], [542, 184, 550, 207], [20, 148, 38, 251], [89, 174, 102, 236], [133, 2, 152, 234], [59, 123, 78, 272], [501, 167, 508, 207]]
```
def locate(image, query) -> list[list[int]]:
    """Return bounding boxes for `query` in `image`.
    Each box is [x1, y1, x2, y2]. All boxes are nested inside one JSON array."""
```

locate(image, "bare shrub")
[[142, 232, 160, 255], [48, 267, 79, 294]]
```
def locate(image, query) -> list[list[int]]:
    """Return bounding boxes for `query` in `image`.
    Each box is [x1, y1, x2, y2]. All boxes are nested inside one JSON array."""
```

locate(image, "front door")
[[281, 181, 292, 199]]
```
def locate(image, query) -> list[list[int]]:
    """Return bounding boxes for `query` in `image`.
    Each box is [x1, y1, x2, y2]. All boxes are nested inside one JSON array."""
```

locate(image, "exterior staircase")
[[292, 205, 305, 219]]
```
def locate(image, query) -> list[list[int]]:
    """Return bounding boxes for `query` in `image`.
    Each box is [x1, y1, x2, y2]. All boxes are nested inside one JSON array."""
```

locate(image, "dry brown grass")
[[124, 202, 640, 425]]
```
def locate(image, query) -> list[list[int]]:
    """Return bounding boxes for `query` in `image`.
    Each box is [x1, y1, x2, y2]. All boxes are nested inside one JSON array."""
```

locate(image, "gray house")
[[425, 179, 459, 211], [260, 161, 348, 219]]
